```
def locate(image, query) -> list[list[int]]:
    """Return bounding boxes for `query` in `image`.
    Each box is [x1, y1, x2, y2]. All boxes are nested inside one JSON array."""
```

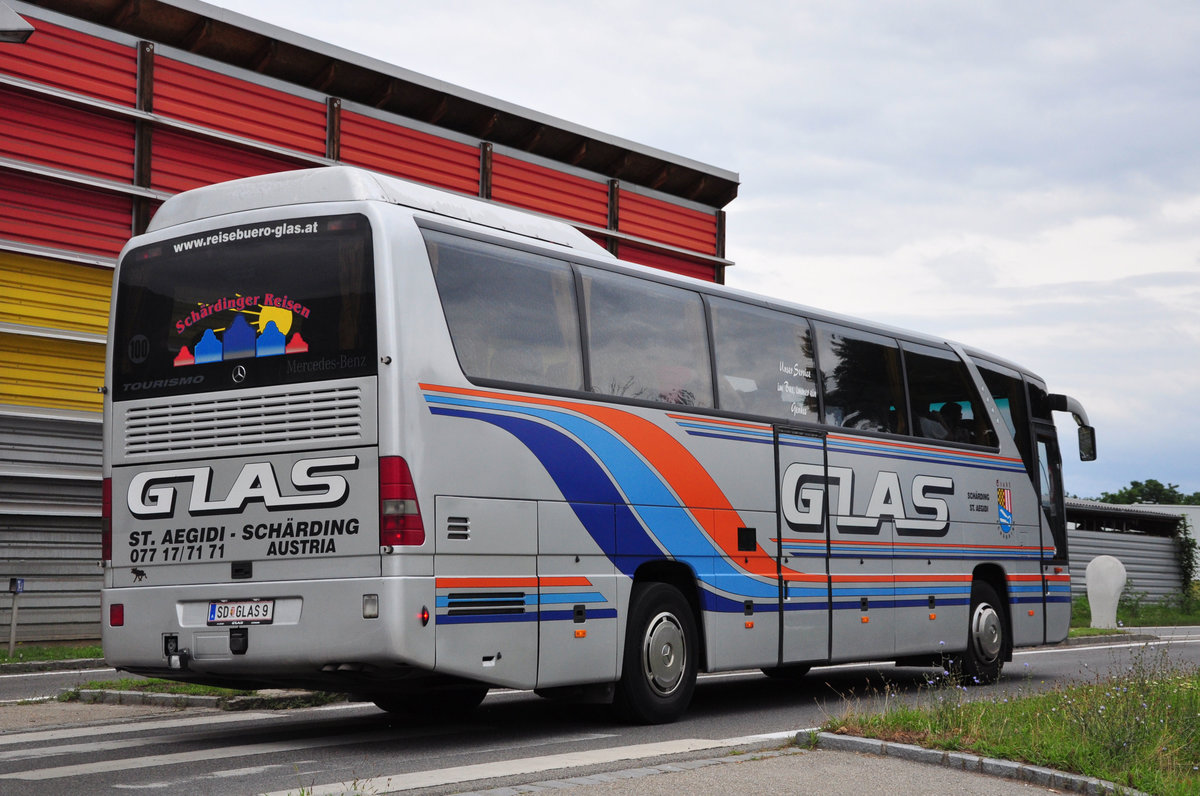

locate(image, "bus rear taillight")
[[102, 477, 112, 563], [379, 457, 425, 546]]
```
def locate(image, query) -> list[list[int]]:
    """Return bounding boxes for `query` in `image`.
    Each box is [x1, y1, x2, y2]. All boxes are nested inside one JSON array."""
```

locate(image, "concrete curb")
[[76, 689, 224, 708], [70, 687, 341, 711], [0, 657, 106, 674], [1055, 633, 1156, 646], [814, 732, 1148, 795]]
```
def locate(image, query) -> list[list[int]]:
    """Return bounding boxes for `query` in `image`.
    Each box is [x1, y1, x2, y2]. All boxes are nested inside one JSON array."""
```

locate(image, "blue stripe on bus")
[[437, 609, 621, 625], [827, 439, 1026, 473], [539, 608, 619, 622], [436, 613, 538, 624], [681, 430, 774, 445], [538, 592, 606, 605]]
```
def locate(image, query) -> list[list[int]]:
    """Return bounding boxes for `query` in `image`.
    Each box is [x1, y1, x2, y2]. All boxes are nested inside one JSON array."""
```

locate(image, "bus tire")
[[959, 581, 1006, 685], [613, 582, 697, 724], [372, 684, 488, 719]]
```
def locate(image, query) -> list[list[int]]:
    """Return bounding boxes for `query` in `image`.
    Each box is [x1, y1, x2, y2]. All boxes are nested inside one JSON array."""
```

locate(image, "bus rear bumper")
[[101, 576, 436, 691]]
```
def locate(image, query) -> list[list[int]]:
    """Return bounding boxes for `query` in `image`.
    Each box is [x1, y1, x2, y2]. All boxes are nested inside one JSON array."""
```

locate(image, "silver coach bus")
[[102, 167, 1095, 723]]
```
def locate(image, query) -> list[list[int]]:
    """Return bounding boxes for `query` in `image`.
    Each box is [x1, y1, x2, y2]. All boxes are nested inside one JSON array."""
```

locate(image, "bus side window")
[[708, 297, 817, 420], [815, 323, 907, 435], [426, 231, 584, 390], [972, 357, 1033, 470], [581, 267, 714, 408], [903, 342, 995, 446]]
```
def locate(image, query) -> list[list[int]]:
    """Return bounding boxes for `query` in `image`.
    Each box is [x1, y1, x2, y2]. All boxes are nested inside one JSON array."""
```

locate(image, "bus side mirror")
[[1077, 425, 1097, 462]]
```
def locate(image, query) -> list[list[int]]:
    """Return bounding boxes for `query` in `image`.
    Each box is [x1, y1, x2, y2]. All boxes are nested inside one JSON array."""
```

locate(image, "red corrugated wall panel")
[[0, 88, 135, 183], [0, 172, 131, 257], [618, 242, 716, 283], [151, 129, 302, 195], [491, 154, 608, 227], [155, 58, 326, 155], [339, 110, 479, 195], [619, 190, 717, 256], [0, 17, 136, 105]]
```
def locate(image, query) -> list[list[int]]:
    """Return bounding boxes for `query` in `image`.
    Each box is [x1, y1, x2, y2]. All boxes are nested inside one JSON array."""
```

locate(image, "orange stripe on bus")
[[435, 576, 592, 589]]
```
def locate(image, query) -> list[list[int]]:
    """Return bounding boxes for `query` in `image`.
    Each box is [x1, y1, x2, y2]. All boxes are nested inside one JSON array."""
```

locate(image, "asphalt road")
[[0, 664, 127, 702], [0, 628, 1196, 795]]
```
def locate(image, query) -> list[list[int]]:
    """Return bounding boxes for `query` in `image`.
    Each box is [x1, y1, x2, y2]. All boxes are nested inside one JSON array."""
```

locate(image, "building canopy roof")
[[25, 0, 739, 208], [1066, 498, 1184, 537]]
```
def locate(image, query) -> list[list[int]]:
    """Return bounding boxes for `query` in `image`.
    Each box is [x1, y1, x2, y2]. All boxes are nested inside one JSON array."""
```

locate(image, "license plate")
[[207, 599, 274, 625]]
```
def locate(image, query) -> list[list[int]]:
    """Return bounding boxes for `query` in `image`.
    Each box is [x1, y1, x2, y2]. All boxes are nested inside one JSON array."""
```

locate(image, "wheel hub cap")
[[643, 612, 685, 696], [971, 602, 1002, 663]]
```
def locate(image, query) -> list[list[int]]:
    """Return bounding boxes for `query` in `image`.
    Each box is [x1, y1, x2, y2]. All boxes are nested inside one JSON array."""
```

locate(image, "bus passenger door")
[[1035, 426, 1071, 642], [825, 435, 895, 662], [776, 427, 832, 666]]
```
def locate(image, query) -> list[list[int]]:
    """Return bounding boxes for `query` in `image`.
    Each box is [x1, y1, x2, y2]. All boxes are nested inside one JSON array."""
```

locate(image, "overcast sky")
[[208, 0, 1200, 500]]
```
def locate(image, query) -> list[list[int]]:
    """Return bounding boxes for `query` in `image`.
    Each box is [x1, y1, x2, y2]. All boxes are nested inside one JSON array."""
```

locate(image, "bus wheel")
[[372, 684, 488, 720], [959, 581, 1006, 685], [761, 664, 811, 680], [614, 582, 697, 724]]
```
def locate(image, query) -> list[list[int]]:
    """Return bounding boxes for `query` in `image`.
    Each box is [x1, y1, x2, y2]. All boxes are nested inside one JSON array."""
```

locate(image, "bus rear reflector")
[[379, 456, 425, 546], [102, 477, 112, 563], [110, 603, 124, 627]]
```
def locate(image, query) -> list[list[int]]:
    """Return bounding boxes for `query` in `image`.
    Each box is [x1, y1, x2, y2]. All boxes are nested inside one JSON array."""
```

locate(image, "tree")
[[1096, 479, 1200, 505]]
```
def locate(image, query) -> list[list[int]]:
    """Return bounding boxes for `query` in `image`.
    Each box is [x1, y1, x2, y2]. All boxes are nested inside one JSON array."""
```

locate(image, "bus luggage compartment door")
[[775, 428, 832, 666], [432, 496, 538, 689]]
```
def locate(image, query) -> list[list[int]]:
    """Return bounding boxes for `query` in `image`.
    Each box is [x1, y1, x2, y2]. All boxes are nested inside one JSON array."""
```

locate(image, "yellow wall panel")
[[0, 332, 104, 412], [0, 251, 112, 336]]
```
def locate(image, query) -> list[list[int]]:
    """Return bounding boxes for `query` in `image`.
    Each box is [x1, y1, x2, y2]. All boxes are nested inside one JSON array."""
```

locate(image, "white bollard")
[[1086, 555, 1126, 630]]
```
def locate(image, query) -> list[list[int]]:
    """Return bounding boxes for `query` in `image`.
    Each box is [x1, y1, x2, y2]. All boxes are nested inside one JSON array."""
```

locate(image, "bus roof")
[[145, 166, 1043, 385], [146, 166, 612, 255]]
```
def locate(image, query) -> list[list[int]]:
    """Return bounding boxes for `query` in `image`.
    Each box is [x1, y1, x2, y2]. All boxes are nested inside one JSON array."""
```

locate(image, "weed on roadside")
[[825, 647, 1200, 796]]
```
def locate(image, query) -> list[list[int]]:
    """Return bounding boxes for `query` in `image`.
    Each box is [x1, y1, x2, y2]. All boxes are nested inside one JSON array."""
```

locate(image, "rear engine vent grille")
[[123, 386, 364, 456], [445, 592, 527, 616]]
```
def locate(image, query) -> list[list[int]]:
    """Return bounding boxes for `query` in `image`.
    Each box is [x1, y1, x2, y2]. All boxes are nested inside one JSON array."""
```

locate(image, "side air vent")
[[446, 516, 471, 541], [123, 386, 364, 456], [445, 592, 526, 616]]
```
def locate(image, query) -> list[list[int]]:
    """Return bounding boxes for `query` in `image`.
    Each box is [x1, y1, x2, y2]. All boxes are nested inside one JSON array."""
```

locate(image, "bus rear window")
[[113, 214, 376, 401]]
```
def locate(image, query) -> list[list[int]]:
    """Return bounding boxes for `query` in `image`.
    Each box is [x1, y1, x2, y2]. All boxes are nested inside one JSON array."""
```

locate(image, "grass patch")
[[0, 643, 102, 663], [1071, 588, 1200, 629], [825, 648, 1200, 796], [1068, 626, 1130, 638], [76, 677, 256, 697]]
